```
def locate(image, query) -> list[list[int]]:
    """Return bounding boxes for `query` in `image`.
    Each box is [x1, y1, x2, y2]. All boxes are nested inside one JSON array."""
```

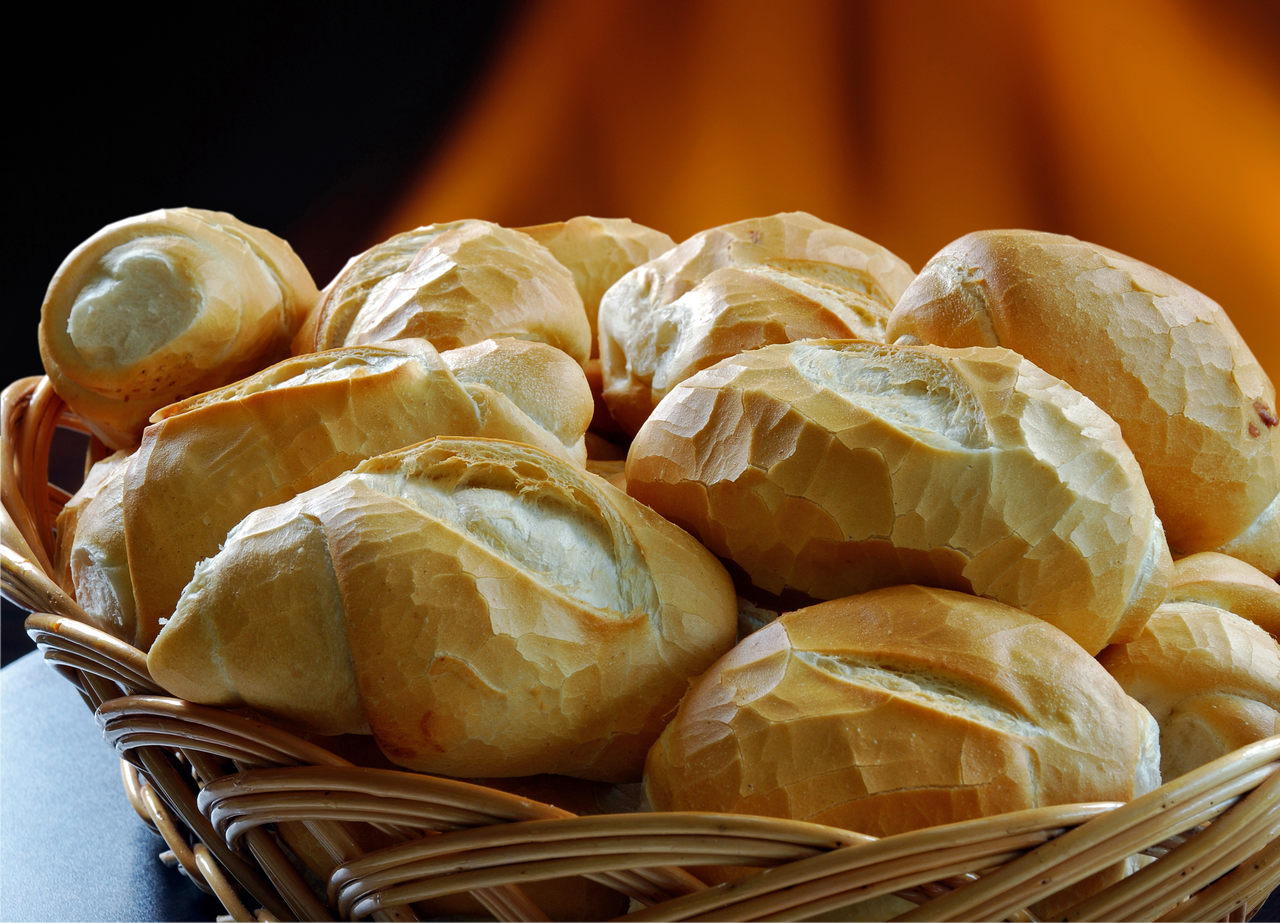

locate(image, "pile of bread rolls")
[[38, 208, 1279, 858]]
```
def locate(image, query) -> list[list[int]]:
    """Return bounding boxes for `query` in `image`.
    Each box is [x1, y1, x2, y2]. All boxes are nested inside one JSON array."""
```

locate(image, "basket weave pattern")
[[3, 374, 1278, 923]]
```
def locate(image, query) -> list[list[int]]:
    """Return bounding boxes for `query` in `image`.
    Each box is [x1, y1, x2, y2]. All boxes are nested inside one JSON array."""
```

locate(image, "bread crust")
[[148, 437, 739, 781], [124, 338, 591, 648], [644, 585, 1161, 837], [888, 229, 1280, 573], [518, 215, 675, 357], [295, 219, 592, 364], [38, 207, 318, 448], [598, 212, 915, 434], [626, 340, 1171, 654], [1098, 601, 1280, 780]]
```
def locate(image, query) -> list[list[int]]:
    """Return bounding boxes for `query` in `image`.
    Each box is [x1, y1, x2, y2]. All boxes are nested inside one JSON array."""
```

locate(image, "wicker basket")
[[3, 373, 1278, 923]]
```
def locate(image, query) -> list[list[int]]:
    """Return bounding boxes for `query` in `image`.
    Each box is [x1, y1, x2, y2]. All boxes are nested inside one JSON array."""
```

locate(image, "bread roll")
[[53, 450, 136, 643], [1166, 551, 1280, 640], [598, 212, 915, 434], [644, 585, 1161, 838], [124, 338, 592, 649], [293, 219, 592, 364], [887, 229, 1280, 575], [148, 437, 739, 781], [626, 339, 1172, 654], [518, 215, 676, 356], [1098, 601, 1280, 780], [38, 207, 318, 449]]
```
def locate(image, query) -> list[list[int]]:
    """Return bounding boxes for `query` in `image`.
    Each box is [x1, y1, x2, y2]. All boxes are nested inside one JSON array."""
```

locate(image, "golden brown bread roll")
[[518, 215, 676, 356], [147, 436, 739, 781], [38, 207, 318, 449], [123, 337, 592, 649], [644, 585, 1161, 838], [626, 339, 1172, 654], [293, 218, 592, 364], [53, 450, 136, 642], [887, 229, 1280, 575], [1098, 601, 1280, 780], [1166, 551, 1280, 640], [597, 212, 915, 434]]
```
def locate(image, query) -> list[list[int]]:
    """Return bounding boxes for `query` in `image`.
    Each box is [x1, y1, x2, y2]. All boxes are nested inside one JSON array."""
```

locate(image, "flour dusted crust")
[[626, 339, 1172, 654], [294, 219, 592, 364], [887, 229, 1280, 574], [597, 212, 915, 435], [147, 437, 739, 781], [1099, 601, 1280, 780], [123, 338, 592, 648], [38, 207, 318, 449], [644, 585, 1161, 838]]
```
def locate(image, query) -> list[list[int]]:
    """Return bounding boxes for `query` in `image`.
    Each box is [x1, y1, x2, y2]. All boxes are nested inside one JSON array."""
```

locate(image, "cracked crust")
[[295, 219, 592, 364], [888, 229, 1280, 574], [1099, 600, 1280, 779], [598, 212, 915, 435], [38, 207, 318, 449], [644, 585, 1161, 838], [148, 436, 739, 782], [626, 340, 1172, 654], [123, 338, 592, 648]]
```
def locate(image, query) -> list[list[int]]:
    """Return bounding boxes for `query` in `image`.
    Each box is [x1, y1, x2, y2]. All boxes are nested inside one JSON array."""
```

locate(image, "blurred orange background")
[[373, 0, 1280, 381]]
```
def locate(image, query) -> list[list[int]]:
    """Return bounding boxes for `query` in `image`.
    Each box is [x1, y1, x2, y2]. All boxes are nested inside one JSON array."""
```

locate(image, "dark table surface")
[[3, 644, 1279, 923], [1, 649, 224, 922]]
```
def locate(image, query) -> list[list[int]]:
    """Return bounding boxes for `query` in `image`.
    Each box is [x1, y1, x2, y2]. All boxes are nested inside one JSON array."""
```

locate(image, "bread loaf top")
[[518, 215, 676, 356], [625, 339, 1172, 654], [887, 229, 1280, 573], [1098, 600, 1280, 780], [295, 219, 592, 364], [644, 585, 1161, 838], [39, 207, 318, 448], [124, 338, 592, 648], [598, 212, 915, 434], [149, 436, 740, 781]]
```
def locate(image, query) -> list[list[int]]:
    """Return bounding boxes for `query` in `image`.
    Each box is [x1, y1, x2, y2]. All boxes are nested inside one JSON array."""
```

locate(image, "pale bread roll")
[[518, 215, 676, 355], [626, 340, 1172, 654], [887, 229, 1280, 574], [53, 450, 136, 643], [38, 207, 318, 449], [124, 338, 592, 649], [293, 219, 592, 364], [598, 212, 915, 435], [1167, 551, 1280, 640], [1098, 601, 1280, 780], [627, 265, 897, 425], [148, 437, 739, 781], [644, 585, 1161, 838]]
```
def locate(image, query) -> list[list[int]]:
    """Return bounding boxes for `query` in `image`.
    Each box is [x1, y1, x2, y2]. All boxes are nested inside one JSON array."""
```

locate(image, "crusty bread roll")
[[53, 450, 136, 643], [887, 229, 1280, 575], [124, 337, 592, 649], [626, 339, 1172, 654], [597, 212, 916, 435], [1098, 601, 1280, 780], [38, 207, 318, 449], [147, 437, 739, 781], [644, 585, 1161, 838], [1166, 551, 1280, 640], [293, 219, 592, 364], [518, 215, 676, 356]]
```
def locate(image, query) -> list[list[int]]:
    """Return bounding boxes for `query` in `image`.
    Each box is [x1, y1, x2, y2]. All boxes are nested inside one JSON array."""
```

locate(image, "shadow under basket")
[[3, 374, 1278, 923]]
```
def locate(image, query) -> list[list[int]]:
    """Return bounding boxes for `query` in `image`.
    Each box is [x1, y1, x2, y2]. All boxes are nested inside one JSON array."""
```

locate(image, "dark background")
[[4, 2, 523, 663], [9, 1, 523, 383]]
